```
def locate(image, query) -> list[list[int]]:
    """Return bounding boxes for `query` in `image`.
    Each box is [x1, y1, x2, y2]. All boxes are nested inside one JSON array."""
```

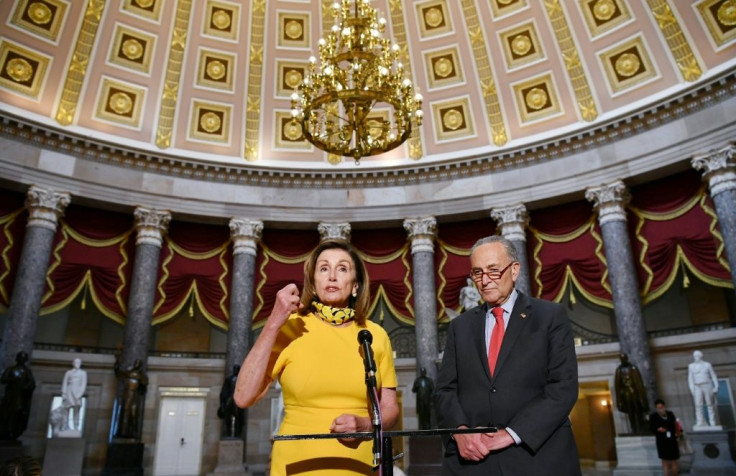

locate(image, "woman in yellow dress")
[[234, 239, 399, 475]]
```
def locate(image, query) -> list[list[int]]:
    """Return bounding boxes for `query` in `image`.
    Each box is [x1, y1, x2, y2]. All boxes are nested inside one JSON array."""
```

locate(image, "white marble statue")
[[61, 358, 87, 433], [459, 277, 482, 311], [688, 350, 720, 429]]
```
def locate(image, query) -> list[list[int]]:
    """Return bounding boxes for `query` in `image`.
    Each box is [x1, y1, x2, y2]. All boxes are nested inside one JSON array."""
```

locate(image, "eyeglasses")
[[469, 262, 515, 282]]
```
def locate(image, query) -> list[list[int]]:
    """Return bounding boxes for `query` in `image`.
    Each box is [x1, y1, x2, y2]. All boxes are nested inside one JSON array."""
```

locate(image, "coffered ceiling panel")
[[0, 0, 733, 172]]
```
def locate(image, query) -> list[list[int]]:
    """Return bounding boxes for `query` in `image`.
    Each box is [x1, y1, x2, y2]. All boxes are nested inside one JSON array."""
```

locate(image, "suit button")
[[491, 387, 497, 393]]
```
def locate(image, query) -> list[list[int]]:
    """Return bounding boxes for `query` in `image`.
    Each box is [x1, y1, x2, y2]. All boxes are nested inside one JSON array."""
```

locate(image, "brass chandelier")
[[290, 0, 423, 164]]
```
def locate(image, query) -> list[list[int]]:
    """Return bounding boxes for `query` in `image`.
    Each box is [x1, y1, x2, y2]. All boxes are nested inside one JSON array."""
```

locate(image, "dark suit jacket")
[[435, 292, 581, 475]]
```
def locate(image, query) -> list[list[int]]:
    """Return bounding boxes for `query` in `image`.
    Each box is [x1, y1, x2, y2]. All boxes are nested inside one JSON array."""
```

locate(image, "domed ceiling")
[[0, 0, 735, 222]]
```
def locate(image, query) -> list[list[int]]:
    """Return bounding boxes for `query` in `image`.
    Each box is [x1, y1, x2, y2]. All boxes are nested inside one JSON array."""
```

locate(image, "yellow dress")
[[268, 313, 397, 475]]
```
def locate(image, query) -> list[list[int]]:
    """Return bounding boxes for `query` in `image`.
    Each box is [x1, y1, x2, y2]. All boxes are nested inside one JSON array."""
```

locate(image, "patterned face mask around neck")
[[312, 301, 355, 326]]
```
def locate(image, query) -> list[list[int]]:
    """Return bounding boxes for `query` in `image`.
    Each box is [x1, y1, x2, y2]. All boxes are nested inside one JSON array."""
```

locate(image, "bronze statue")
[[114, 358, 148, 439], [0, 351, 36, 440], [412, 367, 434, 430], [217, 364, 245, 438], [614, 353, 649, 435]]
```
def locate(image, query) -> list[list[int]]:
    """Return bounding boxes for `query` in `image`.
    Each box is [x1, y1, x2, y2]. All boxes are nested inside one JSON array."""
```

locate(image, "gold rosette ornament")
[[615, 52, 640, 77], [433, 58, 453, 78], [122, 39, 144, 61], [511, 34, 532, 56], [200, 111, 221, 133], [525, 87, 548, 110], [718, 0, 736, 26], [206, 60, 226, 80], [593, 0, 617, 21], [6, 58, 33, 83], [27, 2, 52, 25], [424, 7, 443, 27], [109, 92, 133, 115], [442, 109, 464, 130], [212, 10, 231, 30]]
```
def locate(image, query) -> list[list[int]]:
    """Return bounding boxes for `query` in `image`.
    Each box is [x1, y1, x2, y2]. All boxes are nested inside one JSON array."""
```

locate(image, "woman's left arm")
[[379, 387, 399, 429]]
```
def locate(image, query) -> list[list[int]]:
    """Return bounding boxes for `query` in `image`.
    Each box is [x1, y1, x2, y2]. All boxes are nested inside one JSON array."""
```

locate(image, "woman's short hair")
[[299, 240, 370, 325], [654, 398, 665, 406]]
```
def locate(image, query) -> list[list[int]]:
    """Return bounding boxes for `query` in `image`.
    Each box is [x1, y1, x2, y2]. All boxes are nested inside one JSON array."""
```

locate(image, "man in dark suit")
[[436, 236, 581, 475]]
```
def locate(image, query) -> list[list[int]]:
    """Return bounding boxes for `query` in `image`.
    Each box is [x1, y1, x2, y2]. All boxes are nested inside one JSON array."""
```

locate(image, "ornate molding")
[[403, 217, 437, 254], [133, 207, 171, 247], [25, 185, 71, 231], [155, 0, 192, 148], [459, 0, 508, 145], [691, 143, 736, 197], [243, 0, 266, 161], [229, 218, 263, 256], [646, 0, 702, 82], [317, 222, 351, 242], [1, 70, 734, 189], [490, 204, 529, 242], [585, 180, 630, 226], [55, 0, 106, 125], [544, 0, 597, 121]]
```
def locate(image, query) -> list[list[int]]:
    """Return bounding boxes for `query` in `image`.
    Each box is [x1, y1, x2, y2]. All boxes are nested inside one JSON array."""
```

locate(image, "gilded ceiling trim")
[[2, 70, 734, 188], [544, 0, 598, 122], [459, 0, 508, 146], [155, 0, 193, 148], [54, 0, 106, 126], [646, 0, 702, 82], [388, 0, 423, 160], [243, 0, 266, 161]]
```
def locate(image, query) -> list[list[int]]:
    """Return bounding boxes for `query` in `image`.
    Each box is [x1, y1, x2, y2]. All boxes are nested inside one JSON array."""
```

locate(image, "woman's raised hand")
[[268, 283, 302, 328]]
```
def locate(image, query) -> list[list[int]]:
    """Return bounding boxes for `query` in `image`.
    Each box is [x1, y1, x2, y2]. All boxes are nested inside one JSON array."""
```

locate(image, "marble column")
[[0, 185, 70, 371], [226, 218, 263, 374], [692, 143, 736, 300], [585, 181, 658, 409], [317, 222, 351, 241], [119, 207, 171, 371], [490, 204, 531, 296], [403, 217, 439, 383]]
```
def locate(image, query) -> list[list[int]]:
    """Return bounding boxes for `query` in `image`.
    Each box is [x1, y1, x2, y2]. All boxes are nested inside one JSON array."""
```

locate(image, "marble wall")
[[16, 329, 735, 474]]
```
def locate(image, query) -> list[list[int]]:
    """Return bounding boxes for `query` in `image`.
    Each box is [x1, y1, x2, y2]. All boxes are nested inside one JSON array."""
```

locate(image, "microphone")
[[357, 330, 376, 377], [358, 329, 381, 466]]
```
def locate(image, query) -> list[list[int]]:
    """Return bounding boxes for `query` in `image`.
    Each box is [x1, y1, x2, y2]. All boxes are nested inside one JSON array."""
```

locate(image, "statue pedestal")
[[406, 437, 442, 476], [207, 438, 246, 475], [612, 435, 663, 476], [689, 430, 736, 476], [101, 440, 144, 475], [42, 437, 85, 475]]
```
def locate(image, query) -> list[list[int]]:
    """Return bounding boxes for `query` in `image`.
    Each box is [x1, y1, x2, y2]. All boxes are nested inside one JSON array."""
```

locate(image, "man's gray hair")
[[470, 235, 518, 262]]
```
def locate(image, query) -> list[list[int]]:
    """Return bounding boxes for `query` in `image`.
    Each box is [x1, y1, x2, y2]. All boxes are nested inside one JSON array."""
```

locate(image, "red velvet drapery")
[[528, 201, 612, 307], [629, 170, 731, 303], [0, 170, 732, 329]]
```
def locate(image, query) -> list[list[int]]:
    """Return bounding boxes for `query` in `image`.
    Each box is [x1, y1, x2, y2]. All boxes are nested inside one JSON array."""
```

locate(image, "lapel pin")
[[521, 313, 527, 319]]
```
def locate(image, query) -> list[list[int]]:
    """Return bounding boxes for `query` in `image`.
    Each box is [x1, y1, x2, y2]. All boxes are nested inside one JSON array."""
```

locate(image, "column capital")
[[403, 216, 437, 254], [585, 180, 630, 225], [691, 143, 736, 197], [317, 222, 351, 242], [229, 218, 263, 256], [490, 203, 529, 242], [133, 207, 171, 247], [25, 185, 71, 231]]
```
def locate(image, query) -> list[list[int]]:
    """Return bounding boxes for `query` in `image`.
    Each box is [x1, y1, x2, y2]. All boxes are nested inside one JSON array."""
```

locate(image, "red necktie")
[[488, 307, 505, 376]]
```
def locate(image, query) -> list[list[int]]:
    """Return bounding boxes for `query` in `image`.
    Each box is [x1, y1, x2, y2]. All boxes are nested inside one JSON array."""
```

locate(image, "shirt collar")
[[487, 288, 518, 318]]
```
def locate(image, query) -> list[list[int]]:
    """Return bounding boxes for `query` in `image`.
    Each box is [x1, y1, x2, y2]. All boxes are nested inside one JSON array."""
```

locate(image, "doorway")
[[571, 381, 617, 470], [153, 387, 210, 476]]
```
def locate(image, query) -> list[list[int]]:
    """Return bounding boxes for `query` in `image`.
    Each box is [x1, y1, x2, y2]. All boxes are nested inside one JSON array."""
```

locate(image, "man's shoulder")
[[523, 294, 564, 310]]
